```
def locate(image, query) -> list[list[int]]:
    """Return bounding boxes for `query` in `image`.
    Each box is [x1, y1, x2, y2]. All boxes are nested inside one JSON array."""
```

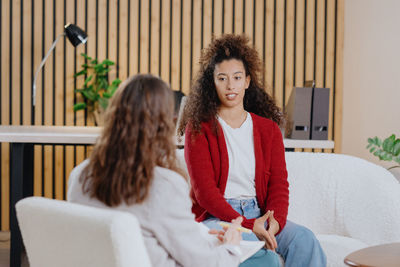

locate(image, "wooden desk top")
[[0, 125, 101, 144], [0, 125, 334, 148], [344, 243, 400, 267]]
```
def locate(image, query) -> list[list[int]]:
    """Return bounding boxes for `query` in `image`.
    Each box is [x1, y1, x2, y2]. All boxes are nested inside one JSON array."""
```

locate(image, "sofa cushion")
[[316, 234, 367, 267]]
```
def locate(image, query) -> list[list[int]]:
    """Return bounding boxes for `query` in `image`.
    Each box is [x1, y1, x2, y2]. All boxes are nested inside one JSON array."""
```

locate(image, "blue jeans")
[[203, 198, 327, 267]]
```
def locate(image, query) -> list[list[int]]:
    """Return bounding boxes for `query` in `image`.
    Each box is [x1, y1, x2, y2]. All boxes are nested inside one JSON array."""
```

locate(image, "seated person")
[[177, 34, 327, 267], [68, 74, 280, 267]]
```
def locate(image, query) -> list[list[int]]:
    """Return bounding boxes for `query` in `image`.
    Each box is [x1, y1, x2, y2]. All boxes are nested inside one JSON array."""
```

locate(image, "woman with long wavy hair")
[[178, 34, 326, 267], [67, 74, 248, 267]]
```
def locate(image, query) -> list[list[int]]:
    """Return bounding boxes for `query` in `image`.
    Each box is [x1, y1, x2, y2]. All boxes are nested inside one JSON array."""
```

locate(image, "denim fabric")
[[202, 198, 327, 267]]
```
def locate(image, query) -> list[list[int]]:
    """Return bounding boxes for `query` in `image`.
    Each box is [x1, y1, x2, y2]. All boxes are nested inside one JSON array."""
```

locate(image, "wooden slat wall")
[[0, 0, 344, 231]]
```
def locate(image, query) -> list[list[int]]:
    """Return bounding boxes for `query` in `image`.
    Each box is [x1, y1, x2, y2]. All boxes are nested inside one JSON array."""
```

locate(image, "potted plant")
[[74, 53, 121, 126], [367, 134, 400, 173]]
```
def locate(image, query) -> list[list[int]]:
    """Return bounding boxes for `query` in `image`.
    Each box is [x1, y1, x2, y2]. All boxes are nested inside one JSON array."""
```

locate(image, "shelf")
[[283, 139, 334, 149]]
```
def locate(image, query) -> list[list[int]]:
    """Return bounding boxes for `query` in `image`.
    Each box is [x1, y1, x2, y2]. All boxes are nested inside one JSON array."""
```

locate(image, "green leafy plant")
[[367, 134, 400, 170], [74, 53, 121, 125]]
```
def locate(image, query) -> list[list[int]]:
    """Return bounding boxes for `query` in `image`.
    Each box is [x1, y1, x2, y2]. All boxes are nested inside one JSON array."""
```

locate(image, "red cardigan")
[[184, 113, 289, 232]]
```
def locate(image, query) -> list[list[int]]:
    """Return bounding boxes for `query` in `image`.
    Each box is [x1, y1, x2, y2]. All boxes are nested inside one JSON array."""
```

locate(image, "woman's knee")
[[289, 224, 320, 250], [240, 249, 282, 267], [277, 222, 319, 252]]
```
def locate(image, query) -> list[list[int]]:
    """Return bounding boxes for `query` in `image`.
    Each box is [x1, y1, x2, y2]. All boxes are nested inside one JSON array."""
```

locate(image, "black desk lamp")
[[32, 23, 87, 106]]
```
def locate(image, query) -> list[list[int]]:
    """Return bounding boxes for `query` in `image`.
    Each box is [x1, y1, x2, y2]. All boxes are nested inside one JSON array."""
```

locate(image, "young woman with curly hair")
[[68, 74, 253, 267], [178, 34, 326, 267]]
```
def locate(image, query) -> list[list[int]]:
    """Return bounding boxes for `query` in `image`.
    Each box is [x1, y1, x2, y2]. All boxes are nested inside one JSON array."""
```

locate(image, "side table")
[[344, 243, 400, 267]]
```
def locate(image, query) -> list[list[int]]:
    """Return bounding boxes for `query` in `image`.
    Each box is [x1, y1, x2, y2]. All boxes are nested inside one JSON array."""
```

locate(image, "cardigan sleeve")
[[185, 125, 256, 229], [265, 123, 289, 234]]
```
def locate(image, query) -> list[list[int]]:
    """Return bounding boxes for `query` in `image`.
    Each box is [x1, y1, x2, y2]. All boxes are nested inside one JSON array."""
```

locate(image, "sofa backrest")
[[285, 152, 400, 245], [177, 149, 400, 245]]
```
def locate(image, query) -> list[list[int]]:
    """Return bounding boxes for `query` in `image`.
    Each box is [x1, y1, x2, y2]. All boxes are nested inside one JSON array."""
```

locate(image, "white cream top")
[[217, 112, 256, 199]]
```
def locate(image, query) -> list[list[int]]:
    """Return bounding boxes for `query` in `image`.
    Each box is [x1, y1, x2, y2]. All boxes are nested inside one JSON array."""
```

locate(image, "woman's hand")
[[252, 210, 278, 251], [266, 211, 279, 249], [223, 216, 243, 245], [209, 217, 243, 246]]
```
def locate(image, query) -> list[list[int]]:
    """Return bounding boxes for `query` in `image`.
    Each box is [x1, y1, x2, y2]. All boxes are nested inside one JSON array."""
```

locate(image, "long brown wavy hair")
[[81, 74, 186, 206], [177, 34, 284, 136]]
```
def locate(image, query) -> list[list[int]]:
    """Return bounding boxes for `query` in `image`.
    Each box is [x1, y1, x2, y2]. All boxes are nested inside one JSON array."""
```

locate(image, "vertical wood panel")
[[11, 0, 21, 126], [285, 0, 295, 107], [0, 0, 345, 231], [274, 0, 285, 108], [315, 0, 325, 87], [22, 0, 32, 125], [170, 0, 181, 89], [213, 0, 223, 36], [65, 0, 75, 192], [254, 0, 264, 60], [326, 0, 336, 153], [43, 0, 54, 198], [75, 0, 87, 165], [129, 0, 139, 76], [139, 0, 150, 73], [181, 0, 191, 93], [159, 0, 169, 81], [304, 0, 315, 153], [1, 0, 10, 231], [334, 0, 344, 153], [150, 0, 160, 76], [264, 0, 274, 94], [108, 0, 118, 82], [191, 0, 202, 91], [118, 0, 129, 80], [97, 0, 107, 61], [295, 0, 305, 87], [244, 0, 253, 43], [33, 0, 43, 199], [233, 0, 243, 34], [54, 0, 65, 200], [203, 0, 212, 48], [313, 0, 326, 154], [224, 0, 233, 34], [305, 0, 315, 81]]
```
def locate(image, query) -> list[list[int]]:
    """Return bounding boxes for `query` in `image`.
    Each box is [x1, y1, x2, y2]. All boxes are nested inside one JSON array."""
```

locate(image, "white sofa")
[[177, 150, 400, 267], [285, 152, 400, 267]]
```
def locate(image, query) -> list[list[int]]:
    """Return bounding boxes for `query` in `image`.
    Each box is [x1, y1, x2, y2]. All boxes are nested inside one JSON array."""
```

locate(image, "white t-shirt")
[[217, 112, 256, 199]]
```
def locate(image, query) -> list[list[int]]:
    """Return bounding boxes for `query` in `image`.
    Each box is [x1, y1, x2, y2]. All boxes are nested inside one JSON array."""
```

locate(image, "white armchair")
[[16, 197, 151, 267]]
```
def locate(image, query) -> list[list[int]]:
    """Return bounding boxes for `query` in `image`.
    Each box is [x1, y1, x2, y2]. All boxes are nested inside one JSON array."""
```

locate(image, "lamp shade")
[[64, 24, 88, 47]]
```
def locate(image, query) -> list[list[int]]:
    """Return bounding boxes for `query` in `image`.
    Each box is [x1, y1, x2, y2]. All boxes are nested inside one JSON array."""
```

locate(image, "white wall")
[[342, 0, 400, 177]]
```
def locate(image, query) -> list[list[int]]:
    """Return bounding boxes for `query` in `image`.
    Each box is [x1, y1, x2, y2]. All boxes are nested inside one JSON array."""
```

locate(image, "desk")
[[0, 126, 100, 267], [0, 125, 334, 267], [344, 243, 400, 267]]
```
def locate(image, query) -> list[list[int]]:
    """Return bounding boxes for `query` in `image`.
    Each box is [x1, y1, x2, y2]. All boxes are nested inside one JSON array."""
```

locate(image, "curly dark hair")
[[177, 34, 284, 136], [81, 74, 186, 206]]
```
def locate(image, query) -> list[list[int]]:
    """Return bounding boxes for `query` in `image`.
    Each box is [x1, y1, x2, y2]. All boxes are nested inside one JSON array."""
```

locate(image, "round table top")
[[344, 243, 400, 267]]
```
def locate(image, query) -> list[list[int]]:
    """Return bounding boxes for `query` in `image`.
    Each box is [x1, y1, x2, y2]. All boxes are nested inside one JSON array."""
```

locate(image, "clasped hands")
[[208, 210, 279, 251], [252, 210, 279, 251]]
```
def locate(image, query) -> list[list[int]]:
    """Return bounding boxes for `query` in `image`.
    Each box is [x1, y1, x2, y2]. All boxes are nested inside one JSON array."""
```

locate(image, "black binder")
[[310, 87, 330, 140], [285, 85, 330, 140], [285, 87, 313, 140]]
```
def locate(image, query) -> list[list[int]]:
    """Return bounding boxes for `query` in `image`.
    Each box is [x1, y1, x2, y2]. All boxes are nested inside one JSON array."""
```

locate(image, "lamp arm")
[[32, 33, 65, 106]]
